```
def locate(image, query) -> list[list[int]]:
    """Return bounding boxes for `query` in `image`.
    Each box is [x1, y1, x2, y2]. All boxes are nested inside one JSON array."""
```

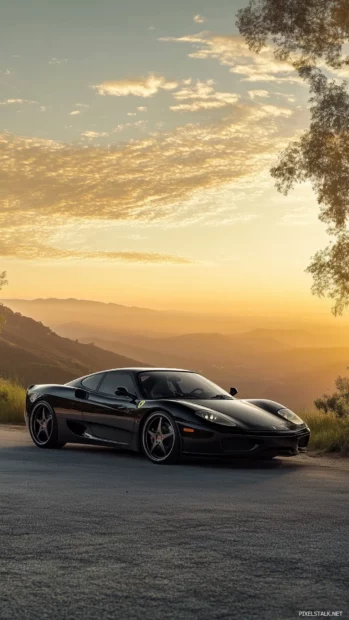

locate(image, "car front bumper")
[[179, 424, 310, 458]]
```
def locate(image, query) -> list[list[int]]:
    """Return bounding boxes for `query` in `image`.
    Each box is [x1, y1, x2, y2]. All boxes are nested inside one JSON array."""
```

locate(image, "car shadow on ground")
[[0, 429, 305, 473], [60, 443, 303, 471]]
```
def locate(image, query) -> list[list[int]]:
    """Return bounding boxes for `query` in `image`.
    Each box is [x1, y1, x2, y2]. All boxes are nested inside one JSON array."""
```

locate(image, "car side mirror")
[[229, 387, 238, 396], [115, 386, 135, 399]]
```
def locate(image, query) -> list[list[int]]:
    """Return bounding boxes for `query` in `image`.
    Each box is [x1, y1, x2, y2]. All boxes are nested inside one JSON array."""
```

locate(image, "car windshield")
[[138, 371, 233, 400]]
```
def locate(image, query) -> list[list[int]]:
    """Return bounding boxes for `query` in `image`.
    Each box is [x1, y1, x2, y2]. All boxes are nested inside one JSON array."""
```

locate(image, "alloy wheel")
[[30, 404, 54, 446], [143, 413, 176, 463]]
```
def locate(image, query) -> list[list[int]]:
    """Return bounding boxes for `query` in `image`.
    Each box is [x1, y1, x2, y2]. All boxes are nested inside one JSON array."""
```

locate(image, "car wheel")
[[29, 401, 65, 449], [142, 411, 180, 464]]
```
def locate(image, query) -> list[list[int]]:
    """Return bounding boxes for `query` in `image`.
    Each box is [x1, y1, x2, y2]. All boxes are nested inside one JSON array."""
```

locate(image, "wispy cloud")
[[81, 130, 109, 139], [161, 33, 303, 83], [170, 79, 239, 112], [48, 57, 67, 65], [193, 15, 206, 24], [279, 207, 310, 227], [69, 110, 81, 116], [112, 120, 148, 133], [0, 104, 294, 261], [0, 98, 37, 106], [248, 90, 270, 99], [249, 89, 296, 103], [92, 74, 178, 98], [0, 239, 191, 263]]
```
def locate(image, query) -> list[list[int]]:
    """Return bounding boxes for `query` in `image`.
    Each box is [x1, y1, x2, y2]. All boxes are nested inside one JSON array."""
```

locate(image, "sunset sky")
[[0, 0, 342, 317]]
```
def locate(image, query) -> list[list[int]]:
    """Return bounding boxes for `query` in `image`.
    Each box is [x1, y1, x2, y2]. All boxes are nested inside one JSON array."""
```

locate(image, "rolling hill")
[[0, 305, 145, 387]]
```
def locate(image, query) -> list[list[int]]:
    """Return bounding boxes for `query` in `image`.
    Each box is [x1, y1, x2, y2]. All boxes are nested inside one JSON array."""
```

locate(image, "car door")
[[80, 370, 139, 446]]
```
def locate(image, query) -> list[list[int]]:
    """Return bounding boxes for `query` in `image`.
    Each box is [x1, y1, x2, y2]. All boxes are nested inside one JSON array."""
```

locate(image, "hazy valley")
[[2, 298, 349, 410]]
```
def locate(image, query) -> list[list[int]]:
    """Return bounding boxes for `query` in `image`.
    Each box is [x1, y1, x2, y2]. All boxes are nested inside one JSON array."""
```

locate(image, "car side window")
[[98, 372, 136, 397], [81, 373, 105, 391]]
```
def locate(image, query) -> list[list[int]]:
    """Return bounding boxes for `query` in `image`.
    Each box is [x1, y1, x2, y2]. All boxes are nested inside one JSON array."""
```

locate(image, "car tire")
[[29, 401, 66, 449], [142, 411, 181, 464]]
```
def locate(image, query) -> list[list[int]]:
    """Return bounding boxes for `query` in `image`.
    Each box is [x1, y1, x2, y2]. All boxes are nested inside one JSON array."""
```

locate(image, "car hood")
[[177, 398, 289, 430]]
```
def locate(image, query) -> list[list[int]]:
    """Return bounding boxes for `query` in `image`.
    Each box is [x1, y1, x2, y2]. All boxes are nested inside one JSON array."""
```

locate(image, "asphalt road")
[[0, 427, 348, 620]]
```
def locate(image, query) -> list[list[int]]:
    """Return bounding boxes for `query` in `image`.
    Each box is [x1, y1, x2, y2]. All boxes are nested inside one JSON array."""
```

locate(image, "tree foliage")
[[0, 271, 7, 291], [237, 0, 349, 71], [315, 375, 349, 418], [237, 0, 349, 314]]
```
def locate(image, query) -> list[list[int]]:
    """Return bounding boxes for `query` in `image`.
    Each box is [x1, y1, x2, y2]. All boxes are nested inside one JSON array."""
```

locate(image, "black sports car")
[[25, 367, 310, 464]]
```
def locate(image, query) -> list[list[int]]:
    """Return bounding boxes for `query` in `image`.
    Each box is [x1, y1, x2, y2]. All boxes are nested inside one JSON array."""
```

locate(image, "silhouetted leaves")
[[271, 70, 349, 232], [307, 233, 349, 315], [315, 374, 349, 417], [0, 271, 7, 291], [236, 0, 349, 71]]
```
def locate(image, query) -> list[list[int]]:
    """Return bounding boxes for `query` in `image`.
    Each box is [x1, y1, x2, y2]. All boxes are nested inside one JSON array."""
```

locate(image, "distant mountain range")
[[2, 297, 349, 409], [0, 305, 144, 387], [4, 297, 344, 339]]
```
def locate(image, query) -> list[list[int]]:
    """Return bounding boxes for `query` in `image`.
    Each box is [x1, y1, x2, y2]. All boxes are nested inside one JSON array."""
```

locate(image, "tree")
[[237, 0, 349, 314], [0, 271, 7, 291], [315, 375, 349, 418], [237, 1, 349, 71]]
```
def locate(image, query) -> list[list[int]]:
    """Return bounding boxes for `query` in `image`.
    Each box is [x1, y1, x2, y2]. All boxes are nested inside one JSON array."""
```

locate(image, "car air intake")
[[298, 435, 310, 448], [221, 438, 256, 452]]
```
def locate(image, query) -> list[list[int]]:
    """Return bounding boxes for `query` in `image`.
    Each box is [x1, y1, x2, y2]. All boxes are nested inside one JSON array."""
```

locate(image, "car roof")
[[67, 368, 196, 384], [65, 368, 197, 387]]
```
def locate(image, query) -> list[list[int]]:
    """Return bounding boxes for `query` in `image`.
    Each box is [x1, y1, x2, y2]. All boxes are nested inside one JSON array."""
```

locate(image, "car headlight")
[[195, 410, 237, 427], [278, 408, 304, 425]]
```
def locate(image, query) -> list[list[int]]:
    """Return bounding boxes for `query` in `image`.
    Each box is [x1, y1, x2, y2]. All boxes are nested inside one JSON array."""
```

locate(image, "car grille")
[[221, 437, 257, 452]]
